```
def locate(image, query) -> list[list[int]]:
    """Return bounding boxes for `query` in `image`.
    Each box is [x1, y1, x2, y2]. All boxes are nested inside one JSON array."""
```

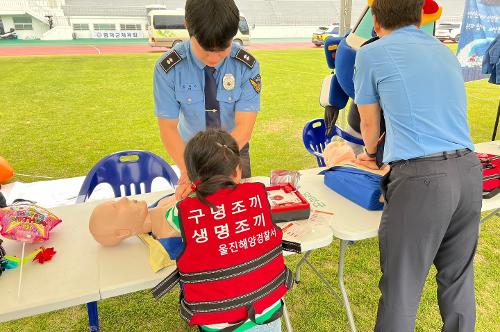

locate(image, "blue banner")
[[457, 0, 500, 81]]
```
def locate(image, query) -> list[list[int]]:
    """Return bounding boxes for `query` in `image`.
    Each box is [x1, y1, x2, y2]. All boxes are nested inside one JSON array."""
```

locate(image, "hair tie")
[[191, 180, 202, 192], [215, 142, 237, 155]]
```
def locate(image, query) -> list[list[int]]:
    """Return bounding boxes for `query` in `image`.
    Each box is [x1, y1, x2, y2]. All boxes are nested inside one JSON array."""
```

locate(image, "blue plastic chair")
[[77, 150, 179, 203], [303, 118, 364, 167], [77, 150, 179, 332]]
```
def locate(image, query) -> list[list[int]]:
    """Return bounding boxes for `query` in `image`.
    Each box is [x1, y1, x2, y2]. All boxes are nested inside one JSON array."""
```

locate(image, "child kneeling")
[[152, 129, 293, 332]]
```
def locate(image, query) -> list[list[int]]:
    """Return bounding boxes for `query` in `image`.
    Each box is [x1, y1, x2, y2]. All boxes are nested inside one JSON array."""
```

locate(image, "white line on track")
[[88, 45, 101, 55]]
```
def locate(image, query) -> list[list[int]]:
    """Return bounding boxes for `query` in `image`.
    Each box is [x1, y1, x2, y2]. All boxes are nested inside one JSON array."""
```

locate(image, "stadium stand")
[[62, 0, 341, 26]]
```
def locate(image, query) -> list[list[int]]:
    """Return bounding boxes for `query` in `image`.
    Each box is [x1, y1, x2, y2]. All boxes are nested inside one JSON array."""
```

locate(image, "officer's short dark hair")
[[371, 0, 424, 30], [185, 0, 240, 51]]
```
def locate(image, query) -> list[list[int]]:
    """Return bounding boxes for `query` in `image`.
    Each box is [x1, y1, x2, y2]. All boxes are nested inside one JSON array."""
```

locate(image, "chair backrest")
[[303, 118, 364, 167], [302, 119, 331, 167], [77, 150, 179, 203]]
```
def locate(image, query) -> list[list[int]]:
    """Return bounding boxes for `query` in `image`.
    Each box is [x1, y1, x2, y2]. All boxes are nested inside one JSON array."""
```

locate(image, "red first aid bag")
[[476, 153, 500, 199]]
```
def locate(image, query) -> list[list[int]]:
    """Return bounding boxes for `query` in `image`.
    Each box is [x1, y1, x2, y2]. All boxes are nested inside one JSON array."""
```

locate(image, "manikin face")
[[190, 37, 232, 68], [89, 197, 149, 246]]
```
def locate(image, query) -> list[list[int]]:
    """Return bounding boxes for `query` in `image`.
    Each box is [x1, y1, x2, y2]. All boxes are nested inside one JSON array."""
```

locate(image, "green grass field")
[[0, 47, 499, 332]]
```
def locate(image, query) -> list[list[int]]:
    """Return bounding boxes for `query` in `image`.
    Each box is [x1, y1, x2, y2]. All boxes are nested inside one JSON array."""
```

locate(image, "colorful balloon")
[[0, 156, 14, 183], [0, 204, 62, 243]]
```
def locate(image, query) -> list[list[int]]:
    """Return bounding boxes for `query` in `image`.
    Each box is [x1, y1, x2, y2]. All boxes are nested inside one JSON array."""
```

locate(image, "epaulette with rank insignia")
[[159, 50, 182, 74], [233, 48, 256, 69]]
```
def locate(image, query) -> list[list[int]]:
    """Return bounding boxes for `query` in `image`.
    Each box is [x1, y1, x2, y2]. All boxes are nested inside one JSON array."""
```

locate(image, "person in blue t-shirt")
[[153, 0, 261, 201], [353, 0, 482, 331]]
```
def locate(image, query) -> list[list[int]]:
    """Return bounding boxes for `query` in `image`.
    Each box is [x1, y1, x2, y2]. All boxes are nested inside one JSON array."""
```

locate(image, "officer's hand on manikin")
[[175, 172, 193, 200], [355, 152, 379, 170]]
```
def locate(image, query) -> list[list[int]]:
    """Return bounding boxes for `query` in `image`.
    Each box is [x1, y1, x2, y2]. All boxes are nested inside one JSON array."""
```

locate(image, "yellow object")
[[137, 233, 175, 273], [421, 7, 442, 26]]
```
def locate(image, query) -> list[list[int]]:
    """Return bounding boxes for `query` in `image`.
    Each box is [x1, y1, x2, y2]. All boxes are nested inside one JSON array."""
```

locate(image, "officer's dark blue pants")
[[240, 143, 251, 178], [375, 150, 482, 332]]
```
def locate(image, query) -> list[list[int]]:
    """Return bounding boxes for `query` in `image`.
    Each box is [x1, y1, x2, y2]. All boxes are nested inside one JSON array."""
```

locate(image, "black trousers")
[[375, 151, 482, 332], [240, 143, 251, 179]]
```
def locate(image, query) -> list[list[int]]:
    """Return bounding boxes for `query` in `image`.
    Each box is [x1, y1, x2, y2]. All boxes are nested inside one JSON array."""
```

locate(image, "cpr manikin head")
[[89, 197, 150, 246]]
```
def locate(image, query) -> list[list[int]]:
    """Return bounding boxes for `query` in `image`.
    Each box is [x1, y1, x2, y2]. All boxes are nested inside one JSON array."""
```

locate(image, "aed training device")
[[321, 166, 384, 211], [476, 153, 500, 199], [266, 183, 311, 222]]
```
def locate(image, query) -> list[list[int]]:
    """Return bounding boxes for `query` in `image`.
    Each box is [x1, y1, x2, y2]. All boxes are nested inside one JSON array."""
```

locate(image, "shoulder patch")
[[159, 50, 182, 74], [249, 74, 261, 94], [234, 48, 256, 69]]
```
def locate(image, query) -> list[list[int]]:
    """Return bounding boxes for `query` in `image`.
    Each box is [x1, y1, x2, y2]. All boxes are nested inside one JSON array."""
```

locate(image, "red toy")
[[33, 247, 57, 264]]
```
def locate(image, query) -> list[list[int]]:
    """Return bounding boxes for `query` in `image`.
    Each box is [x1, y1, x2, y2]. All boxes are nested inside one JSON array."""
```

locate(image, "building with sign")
[[0, 0, 466, 41]]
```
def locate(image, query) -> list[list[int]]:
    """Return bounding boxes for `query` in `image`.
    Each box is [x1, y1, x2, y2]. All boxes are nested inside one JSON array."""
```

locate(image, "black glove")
[[324, 105, 340, 137]]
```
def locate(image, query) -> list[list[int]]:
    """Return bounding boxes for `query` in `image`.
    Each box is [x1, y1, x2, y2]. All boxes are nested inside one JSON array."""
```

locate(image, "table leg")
[[491, 99, 500, 141], [282, 300, 293, 332], [480, 208, 499, 224], [338, 240, 357, 332], [87, 301, 99, 332], [294, 250, 312, 283]]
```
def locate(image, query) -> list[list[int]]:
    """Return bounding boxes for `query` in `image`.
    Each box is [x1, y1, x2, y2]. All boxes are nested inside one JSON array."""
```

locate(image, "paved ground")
[[0, 39, 315, 56]]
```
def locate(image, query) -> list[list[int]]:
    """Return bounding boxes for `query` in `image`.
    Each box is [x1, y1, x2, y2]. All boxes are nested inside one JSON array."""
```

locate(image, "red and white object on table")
[[266, 183, 310, 222]]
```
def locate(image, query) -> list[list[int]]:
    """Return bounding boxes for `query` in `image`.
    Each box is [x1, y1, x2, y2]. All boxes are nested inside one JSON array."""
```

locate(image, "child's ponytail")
[[193, 175, 236, 208]]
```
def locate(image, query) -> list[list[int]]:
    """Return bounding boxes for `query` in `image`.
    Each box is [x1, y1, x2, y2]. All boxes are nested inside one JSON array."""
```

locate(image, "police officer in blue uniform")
[[154, 0, 261, 200]]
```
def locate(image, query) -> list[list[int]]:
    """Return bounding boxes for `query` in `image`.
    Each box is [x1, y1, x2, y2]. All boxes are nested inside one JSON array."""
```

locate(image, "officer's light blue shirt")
[[354, 26, 474, 163], [154, 40, 261, 143]]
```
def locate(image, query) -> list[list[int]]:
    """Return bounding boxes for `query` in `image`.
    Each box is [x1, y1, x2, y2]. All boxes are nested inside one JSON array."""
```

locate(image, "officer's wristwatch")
[[364, 147, 377, 158]]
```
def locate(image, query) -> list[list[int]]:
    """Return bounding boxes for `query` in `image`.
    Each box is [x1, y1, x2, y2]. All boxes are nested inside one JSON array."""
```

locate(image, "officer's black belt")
[[180, 267, 293, 320], [390, 148, 471, 166]]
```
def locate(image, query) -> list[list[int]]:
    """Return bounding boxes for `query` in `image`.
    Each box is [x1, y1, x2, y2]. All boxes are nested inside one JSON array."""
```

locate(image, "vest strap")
[[180, 267, 293, 318], [180, 244, 283, 284], [282, 240, 301, 253], [151, 268, 181, 300]]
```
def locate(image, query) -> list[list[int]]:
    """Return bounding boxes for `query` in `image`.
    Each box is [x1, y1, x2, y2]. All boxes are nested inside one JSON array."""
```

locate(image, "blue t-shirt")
[[354, 25, 474, 163], [154, 40, 261, 143]]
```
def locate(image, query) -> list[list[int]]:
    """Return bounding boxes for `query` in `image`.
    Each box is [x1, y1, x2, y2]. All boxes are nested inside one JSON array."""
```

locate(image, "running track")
[[0, 41, 315, 57]]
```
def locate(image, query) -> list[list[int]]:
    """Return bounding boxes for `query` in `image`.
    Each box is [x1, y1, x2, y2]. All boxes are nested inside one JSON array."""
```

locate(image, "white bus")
[[148, 9, 250, 48]]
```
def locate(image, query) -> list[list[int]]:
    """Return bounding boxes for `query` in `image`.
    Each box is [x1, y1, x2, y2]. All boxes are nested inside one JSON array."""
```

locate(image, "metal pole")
[[338, 240, 357, 332], [282, 300, 294, 332], [294, 250, 312, 283], [339, 0, 353, 36]]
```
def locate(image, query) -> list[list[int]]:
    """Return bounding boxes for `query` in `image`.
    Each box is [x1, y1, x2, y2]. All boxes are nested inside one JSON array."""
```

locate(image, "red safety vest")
[[152, 182, 293, 328]]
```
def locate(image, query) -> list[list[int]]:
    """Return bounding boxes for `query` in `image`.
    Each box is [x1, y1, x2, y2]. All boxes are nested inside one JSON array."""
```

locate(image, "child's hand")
[[175, 173, 192, 200]]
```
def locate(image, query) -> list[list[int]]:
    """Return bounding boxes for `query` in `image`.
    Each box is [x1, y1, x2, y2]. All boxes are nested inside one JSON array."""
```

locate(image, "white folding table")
[[294, 141, 500, 332], [0, 190, 334, 332], [1, 203, 101, 323]]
